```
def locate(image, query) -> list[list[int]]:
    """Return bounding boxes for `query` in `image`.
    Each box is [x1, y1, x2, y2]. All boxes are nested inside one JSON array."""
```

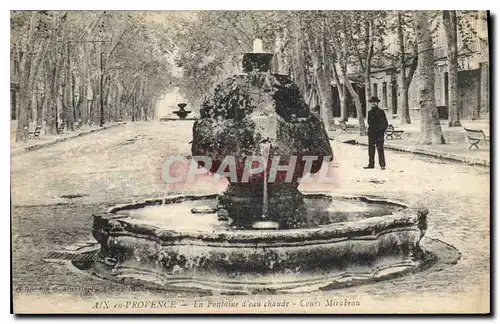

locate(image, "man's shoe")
[[381, 166, 386, 170], [363, 165, 375, 169]]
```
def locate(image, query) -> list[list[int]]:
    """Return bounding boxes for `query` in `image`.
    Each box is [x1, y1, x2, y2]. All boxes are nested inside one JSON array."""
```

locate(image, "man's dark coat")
[[367, 106, 388, 137]]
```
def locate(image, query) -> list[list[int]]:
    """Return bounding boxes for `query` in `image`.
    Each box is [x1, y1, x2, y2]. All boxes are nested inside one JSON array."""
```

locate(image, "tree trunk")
[[83, 42, 92, 125], [364, 71, 371, 107], [15, 12, 38, 142], [363, 18, 374, 113], [65, 41, 75, 131], [87, 79, 95, 125], [443, 10, 461, 127], [57, 83, 64, 129], [305, 31, 332, 131], [413, 11, 445, 144], [30, 93, 37, 123], [46, 57, 58, 135], [331, 35, 366, 133], [92, 78, 100, 125], [132, 91, 136, 122], [28, 37, 51, 124], [332, 14, 367, 135], [72, 73, 80, 122], [343, 71, 366, 135], [321, 31, 336, 130], [340, 83, 347, 121], [95, 42, 103, 126], [144, 93, 149, 122], [332, 62, 347, 121], [106, 85, 113, 122], [116, 83, 123, 120], [16, 70, 31, 142], [315, 65, 333, 131], [292, 20, 307, 97], [61, 82, 67, 129], [36, 91, 43, 126], [87, 99, 93, 125], [78, 81, 85, 124], [60, 47, 68, 130], [334, 36, 366, 134], [311, 88, 319, 109], [273, 27, 289, 75], [400, 84, 410, 122], [41, 63, 49, 127]]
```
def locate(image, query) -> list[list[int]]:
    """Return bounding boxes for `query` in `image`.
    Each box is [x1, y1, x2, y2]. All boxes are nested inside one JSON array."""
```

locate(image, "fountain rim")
[[93, 193, 427, 244]]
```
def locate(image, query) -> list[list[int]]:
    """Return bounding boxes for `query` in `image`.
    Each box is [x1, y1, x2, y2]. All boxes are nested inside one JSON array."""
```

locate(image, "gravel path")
[[11, 121, 490, 313]]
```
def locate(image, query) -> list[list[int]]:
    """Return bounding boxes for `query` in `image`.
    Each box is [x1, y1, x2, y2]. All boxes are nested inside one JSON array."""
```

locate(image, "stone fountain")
[[90, 39, 433, 294]]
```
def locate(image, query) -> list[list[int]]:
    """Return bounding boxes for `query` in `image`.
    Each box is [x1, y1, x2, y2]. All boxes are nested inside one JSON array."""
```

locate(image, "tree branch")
[[404, 43, 418, 89], [364, 18, 374, 72]]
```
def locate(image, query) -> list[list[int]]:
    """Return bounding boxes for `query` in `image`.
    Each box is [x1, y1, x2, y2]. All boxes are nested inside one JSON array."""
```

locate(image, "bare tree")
[[304, 26, 333, 130], [330, 12, 367, 135]]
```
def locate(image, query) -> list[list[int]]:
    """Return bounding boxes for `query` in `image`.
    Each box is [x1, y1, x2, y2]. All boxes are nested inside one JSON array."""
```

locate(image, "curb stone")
[[11, 122, 126, 156], [346, 138, 489, 167]]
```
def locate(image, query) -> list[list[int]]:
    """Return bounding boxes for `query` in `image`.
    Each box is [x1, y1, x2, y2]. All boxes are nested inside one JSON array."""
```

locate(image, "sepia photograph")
[[9, 9, 490, 314]]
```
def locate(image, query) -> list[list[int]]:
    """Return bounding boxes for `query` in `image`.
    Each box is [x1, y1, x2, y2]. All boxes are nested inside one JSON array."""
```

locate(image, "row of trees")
[[170, 10, 487, 144], [11, 11, 175, 142]]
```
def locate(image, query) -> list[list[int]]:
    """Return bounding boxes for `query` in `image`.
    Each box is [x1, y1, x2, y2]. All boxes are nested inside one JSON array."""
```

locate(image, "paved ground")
[[11, 121, 490, 312]]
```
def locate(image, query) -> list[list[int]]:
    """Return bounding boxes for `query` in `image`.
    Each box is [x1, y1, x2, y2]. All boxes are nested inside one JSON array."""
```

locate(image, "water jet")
[[84, 39, 455, 294]]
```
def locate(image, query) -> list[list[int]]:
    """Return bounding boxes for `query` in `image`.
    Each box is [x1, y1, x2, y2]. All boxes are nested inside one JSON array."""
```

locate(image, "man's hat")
[[368, 96, 380, 103]]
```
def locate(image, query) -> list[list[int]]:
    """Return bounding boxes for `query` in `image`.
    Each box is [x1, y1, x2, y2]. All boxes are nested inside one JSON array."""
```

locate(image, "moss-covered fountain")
[[86, 40, 448, 294]]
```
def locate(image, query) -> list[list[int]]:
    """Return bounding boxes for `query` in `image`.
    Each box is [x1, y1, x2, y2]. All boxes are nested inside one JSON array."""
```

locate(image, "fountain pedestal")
[[219, 183, 307, 229], [192, 42, 332, 229], [90, 39, 432, 294]]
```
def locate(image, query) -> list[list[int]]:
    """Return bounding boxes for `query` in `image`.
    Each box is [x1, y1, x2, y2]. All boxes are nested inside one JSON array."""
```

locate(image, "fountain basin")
[[91, 194, 428, 293], [172, 102, 192, 119]]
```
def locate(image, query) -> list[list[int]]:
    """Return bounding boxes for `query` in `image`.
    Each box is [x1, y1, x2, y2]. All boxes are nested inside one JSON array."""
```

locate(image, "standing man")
[[364, 96, 388, 170]]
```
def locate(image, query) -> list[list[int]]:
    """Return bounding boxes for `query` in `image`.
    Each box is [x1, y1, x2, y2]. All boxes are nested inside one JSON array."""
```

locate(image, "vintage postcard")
[[10, 10, 490, 314]]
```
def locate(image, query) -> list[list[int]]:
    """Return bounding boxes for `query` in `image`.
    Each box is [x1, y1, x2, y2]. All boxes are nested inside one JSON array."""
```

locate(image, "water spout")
[[251, 103, 278, 144], [259, 141, 271, 219]]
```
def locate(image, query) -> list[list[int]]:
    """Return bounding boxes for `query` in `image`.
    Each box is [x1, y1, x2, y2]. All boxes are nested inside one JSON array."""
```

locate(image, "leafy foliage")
[[10, 10, 488, 141]]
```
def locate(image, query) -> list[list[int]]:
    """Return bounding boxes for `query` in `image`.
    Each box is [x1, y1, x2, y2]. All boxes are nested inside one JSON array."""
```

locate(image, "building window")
[[372, 83, 378, 98], [444, 72, 449, 106]]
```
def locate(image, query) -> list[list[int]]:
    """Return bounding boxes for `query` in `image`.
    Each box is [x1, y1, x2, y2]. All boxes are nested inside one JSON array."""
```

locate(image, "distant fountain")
[[254, 140, 275, 229]]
